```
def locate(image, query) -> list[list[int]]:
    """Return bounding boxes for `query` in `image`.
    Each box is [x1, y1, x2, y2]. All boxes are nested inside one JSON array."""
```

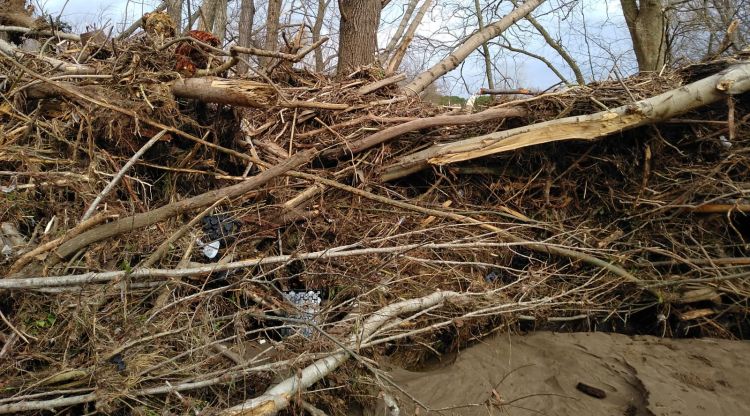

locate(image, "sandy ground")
[[369, 332, 750, 416]]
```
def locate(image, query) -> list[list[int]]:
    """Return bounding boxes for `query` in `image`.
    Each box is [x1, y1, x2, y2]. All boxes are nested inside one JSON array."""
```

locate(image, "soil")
[[367, 332, 750, 416]]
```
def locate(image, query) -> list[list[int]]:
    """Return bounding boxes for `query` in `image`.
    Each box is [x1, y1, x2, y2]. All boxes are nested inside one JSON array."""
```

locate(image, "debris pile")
[[1, 7, 750, 415]]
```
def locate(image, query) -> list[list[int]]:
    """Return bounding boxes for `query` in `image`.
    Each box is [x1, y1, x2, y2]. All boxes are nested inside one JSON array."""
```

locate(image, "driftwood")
[[0, 25, 81, 41], [0, 39, 96, 74], [357, 73, 406, 95], [383, 61, 750, 181], [45, 149, 316, 265], [171, 77, 277, 108], [322, 106, 526, 160]]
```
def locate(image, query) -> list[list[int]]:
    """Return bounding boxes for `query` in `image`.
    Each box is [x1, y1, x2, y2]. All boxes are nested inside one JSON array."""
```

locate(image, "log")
[[47, 149, 315, 263], [322, 106, 526, 160], [356, 73, 406, 95], [382, 61, 750, 181], [171, 77, 277, 108], [0, 25, 81, 41]]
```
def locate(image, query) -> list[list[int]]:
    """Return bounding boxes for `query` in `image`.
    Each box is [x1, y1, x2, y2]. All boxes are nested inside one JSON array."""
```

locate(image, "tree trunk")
[[336, 0, 382, 74], [620, 0, 668, 72], [166, 0, 183, 32], [382, 61, 750, 181], [382, 0, 419, 62], [386, 0, 432, 75], [213, 0, 228, 42], [262, 0, 282, 67], [404, 0, 544, 95], [510, 0, 584, 84], [237, 0, 256, 74], [312, 0, 329, 71], [200, 0, 220, 31]]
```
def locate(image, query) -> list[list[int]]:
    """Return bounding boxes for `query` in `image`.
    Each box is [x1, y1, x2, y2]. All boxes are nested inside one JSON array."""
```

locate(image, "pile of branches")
[[2, 7, 750, 416]]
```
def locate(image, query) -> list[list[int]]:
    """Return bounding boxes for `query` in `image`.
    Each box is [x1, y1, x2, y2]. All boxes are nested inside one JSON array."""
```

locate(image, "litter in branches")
[[2, 6, 750, 415]]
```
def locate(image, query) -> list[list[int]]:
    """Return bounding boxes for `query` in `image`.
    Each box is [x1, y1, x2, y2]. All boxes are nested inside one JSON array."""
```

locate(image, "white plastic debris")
[[197, 238, 221, 259], [719, 135, 732, 149]]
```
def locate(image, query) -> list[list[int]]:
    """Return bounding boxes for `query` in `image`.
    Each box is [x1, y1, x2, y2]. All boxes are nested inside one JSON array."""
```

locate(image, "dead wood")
[[171, 77, 277, 108], [383, 61, 750, 180], [322, 106, 526, 160], [357, 73, 406, 95], [47, 149, 316, 264]]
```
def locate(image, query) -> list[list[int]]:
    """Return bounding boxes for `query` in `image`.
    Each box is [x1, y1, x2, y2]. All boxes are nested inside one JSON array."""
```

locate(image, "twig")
[[287, 172, 649, 293], [7, 212, 115, 276], [357, 73, 406, 95], [116, 1, 168, 40], [138, 199, 225, 268], [6, 241, 529, 289], [48, 149, 316, 265], [81, 130, 168, 221], [479, 88, 540, 95]]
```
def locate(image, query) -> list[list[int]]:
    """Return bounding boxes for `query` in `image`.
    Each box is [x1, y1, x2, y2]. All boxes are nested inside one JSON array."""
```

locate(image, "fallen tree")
[[322, 106, 527, 160], [383, 60, 750, 181]]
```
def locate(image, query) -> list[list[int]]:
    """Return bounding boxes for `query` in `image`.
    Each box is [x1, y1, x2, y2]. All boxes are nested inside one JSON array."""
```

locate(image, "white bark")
[[220, 290, 463, 416], [403, 0, 544, 95], [386, 0, 433, 75], [382, 0, 419, 61]]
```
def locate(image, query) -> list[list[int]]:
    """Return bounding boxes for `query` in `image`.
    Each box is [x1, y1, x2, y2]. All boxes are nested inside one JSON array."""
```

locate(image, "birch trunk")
[[382, 61, 750, 181], [403, 0, 544, 95]]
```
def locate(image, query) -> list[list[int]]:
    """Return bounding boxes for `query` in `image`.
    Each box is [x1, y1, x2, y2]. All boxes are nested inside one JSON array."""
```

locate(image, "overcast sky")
[[36, 0, 635, 95]]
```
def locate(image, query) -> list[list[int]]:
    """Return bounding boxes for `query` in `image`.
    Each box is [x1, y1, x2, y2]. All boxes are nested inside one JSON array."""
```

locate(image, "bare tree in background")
[[237, 0, 255, 73], [214, 0, 228, 42], [167, 0, 183, 32], [382, 0, 419, 62], [312, 0, 330, 71], [262, 0, 282, 67], [509, 0, 585, 84], [405, 0, 544, 95], [620, 0, 668, 71], [474, 0, 495, 89], [386, 0, 432, 75], [668, 0, 748, 62]]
